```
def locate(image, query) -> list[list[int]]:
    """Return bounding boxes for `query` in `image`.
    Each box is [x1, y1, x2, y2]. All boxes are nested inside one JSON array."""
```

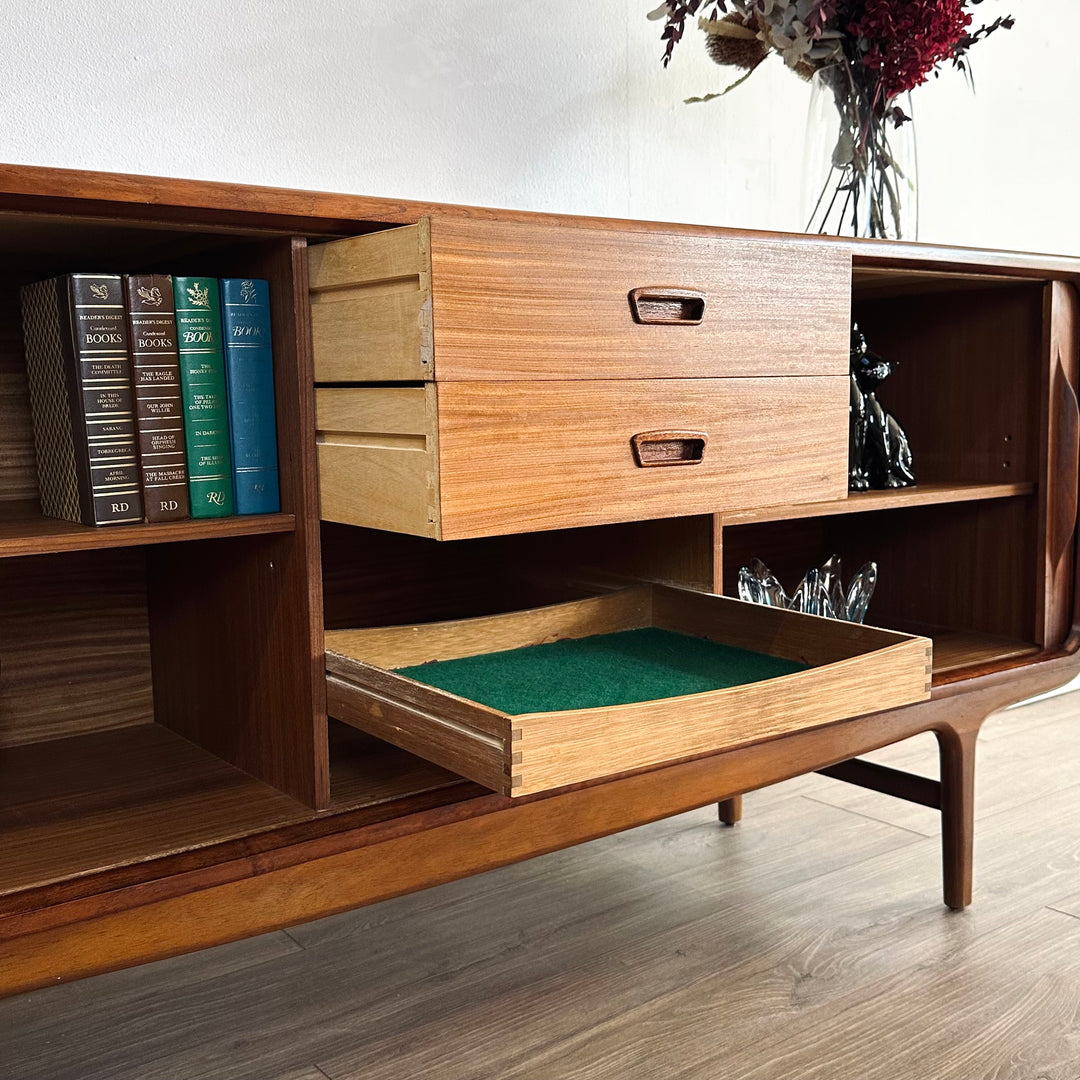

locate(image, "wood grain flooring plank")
[[320, 777, 1080, 1080], [979, 691, 1080, 740], [208, 799, 921, 1080], [465, 800, 1080, 1080], [1049, 893, 1080, 920], [0, 800, 917, 1080], [0, 844, 727, 1080], [316, 836, 944, 1079], [669, 908, 1080, 1080], [0, 932, 304, 1080]]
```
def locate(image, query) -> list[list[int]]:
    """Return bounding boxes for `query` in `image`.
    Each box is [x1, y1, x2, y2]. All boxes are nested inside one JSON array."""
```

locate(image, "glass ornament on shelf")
[[737, 555, 878, 624]]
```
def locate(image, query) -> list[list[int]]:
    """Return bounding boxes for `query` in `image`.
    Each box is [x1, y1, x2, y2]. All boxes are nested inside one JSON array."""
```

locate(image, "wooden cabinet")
[[1, 164, 1079, 998]]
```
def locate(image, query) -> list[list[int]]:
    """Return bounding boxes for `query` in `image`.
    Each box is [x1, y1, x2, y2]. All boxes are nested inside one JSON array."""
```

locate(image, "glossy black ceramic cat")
[[849, 323, 915, 489]]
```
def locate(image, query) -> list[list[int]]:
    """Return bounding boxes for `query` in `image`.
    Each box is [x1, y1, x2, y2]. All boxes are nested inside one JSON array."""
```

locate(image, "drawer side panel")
[[309, 222, 433, 382], [311, 289, 432, 382], [316, 386, 439, 537], [327, 673, 512, 794]]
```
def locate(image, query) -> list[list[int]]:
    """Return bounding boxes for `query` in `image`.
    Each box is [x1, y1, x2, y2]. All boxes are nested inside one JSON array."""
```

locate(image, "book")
[[19, 273, 143, 526], [123, 274, 191, 522], [172, 276, 234, 517], [220, 278, 280, 514]]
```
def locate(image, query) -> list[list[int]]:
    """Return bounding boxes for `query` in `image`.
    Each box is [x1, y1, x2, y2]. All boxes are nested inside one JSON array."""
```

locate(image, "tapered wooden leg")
[[717, 795, 743, 826], [936, 724, 979, 910]]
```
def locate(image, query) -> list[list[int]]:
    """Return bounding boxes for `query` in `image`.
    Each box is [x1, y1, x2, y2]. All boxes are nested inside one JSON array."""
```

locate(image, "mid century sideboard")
[[1, 165, 1078, 997]]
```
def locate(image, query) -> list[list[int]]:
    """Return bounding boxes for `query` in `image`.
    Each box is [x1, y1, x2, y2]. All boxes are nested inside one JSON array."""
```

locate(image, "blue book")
[[220, 278, 280, 514]]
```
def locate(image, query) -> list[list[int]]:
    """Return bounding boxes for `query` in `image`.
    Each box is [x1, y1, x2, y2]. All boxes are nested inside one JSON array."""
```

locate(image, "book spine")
[[124, 274, 191, 523], [173, 277, 234, 517], [68, 276, 144, 525], [19, 275, 143, 526], [220, 278, 280, 515]]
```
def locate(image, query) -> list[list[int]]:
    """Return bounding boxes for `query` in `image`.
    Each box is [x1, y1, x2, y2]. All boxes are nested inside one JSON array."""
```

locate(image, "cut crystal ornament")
[[737, 554, 878, 624]]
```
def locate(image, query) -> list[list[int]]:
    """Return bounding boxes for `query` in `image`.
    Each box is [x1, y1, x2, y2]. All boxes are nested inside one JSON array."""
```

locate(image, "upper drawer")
[[308, 219, 851, 382]]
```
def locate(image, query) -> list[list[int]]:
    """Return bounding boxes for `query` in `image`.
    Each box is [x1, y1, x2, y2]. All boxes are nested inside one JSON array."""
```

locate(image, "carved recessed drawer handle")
[[631, 431, 708, 467], [628, 287, 706, 325]]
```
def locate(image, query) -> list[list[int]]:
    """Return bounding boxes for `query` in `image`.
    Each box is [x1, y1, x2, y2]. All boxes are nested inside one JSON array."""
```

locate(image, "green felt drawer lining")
[[395, 627, 808, 715]]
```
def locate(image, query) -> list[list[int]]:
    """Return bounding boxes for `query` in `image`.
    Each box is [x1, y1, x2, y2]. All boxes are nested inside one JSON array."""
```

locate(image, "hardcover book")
[[123, 274, 191, 522], [19, 274, 144, 526], [173, 276, 234, 517], [221, 278, 280, 514]]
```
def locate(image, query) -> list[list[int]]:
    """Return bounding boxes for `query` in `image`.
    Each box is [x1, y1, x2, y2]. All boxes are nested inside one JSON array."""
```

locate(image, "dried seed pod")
[[703, 15, 769, 71]]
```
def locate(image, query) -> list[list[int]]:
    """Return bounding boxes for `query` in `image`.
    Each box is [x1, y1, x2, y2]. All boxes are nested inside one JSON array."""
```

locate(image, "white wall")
[[3, 0, 1076, 255]]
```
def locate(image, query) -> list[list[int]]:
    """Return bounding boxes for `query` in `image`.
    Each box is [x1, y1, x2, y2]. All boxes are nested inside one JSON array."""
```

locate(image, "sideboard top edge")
[[0, 162, 1076, 278]]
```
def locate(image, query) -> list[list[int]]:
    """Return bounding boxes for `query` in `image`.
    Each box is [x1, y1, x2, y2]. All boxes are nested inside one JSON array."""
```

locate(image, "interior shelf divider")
[[721, 481, 1036, 527]]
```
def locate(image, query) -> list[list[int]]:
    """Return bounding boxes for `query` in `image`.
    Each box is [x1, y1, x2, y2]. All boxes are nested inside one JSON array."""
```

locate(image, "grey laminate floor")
[[4, 693, 1080, 1080]]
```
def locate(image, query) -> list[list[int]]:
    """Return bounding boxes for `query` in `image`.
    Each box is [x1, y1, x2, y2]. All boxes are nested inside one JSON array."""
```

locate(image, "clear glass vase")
[[802, 65, 918, 241]]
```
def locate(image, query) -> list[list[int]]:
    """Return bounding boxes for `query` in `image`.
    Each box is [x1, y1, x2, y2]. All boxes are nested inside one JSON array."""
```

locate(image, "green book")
[[173, 276, 234, 517]]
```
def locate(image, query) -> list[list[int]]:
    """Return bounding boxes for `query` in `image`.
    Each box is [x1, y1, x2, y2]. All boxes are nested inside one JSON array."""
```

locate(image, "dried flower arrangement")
[[651, 1, 1013, 237]]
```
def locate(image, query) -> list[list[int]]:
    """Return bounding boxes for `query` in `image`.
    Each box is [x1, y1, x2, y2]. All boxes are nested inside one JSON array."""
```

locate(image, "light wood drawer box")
[[325, 586, 933, 797], [308, 219, 851, 382], [316, 377, 848, 539]]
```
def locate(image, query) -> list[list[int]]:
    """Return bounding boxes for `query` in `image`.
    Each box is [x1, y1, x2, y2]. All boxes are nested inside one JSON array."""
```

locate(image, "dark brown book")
[[123, 274, 191, 522], [19, 274, 143, 526]]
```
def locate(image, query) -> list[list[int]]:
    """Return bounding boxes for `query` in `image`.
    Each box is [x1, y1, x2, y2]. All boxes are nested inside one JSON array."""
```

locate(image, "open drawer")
[[325, 585, 933, 797], [315, 378, 848, 538], [307, 218, 850, 383]]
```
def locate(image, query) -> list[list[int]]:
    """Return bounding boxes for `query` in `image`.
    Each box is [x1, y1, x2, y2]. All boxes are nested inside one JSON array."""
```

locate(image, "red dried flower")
[[846, 0, 973, 99]]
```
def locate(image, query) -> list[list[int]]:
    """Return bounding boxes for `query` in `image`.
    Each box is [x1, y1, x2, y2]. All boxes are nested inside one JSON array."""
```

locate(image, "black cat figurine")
[[849, 361, 870, 491], [849, 323, 915, 490]]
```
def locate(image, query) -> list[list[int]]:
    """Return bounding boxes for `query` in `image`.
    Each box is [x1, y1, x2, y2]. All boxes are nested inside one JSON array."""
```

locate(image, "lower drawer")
[[316, 377, 848, 539], [325, 586, 933, 797]]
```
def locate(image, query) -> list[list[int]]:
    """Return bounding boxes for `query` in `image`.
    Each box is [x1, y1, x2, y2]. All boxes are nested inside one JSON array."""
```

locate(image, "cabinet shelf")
[[925, 627, 1042, 679], [721, 481, 1035, 527], [0, 501, 296, 558], [0, 722, 465, 903]]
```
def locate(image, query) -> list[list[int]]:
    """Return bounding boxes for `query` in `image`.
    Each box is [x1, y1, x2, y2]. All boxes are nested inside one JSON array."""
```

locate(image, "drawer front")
[[430, 218, 851, 381], [326, 586, 933, 797], [436, 378, 848, 539]]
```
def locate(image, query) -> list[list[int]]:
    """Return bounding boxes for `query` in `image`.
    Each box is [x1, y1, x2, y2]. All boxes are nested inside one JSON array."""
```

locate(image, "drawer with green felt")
[[324, 585, 932, 797]]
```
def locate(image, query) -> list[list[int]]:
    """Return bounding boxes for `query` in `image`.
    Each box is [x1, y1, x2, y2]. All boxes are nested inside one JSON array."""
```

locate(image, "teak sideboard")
[[1, 165, 1078, 998]]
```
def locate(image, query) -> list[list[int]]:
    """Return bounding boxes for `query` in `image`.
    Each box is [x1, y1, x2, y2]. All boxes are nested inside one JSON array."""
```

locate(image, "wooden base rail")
[[816, 758, 942, 809]]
